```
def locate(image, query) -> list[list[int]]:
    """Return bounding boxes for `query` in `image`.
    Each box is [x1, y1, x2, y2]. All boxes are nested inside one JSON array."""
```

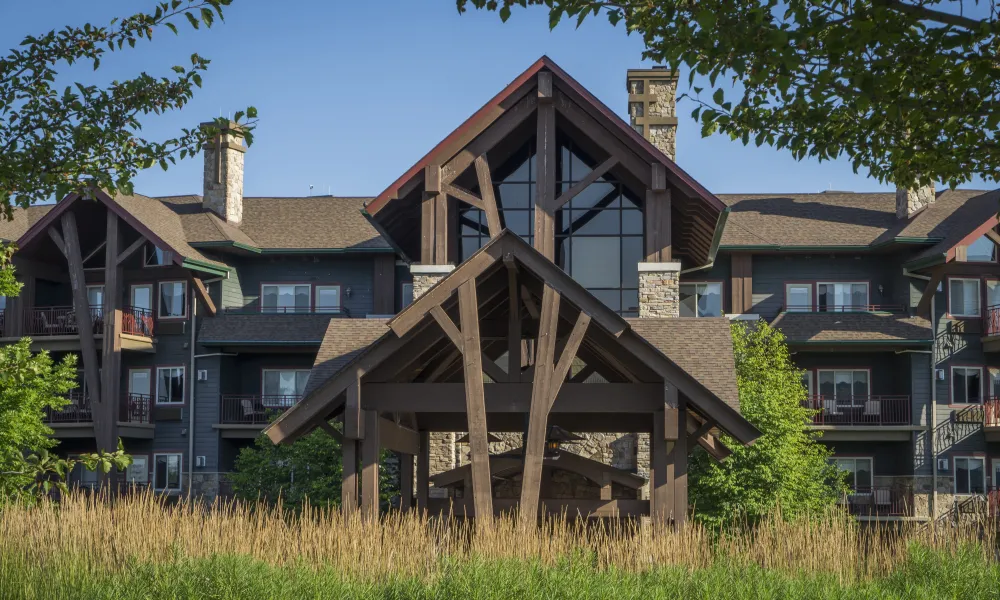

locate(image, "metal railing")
[[44, 391, 93, 423], [839, 487, 914, 516], [119, 393, 154, 424], [223, 300, 350, 316], [784, 304, 905, 313], [24, 306, 104, 336], [984, 304, 1000, 337], [220, 394, 302, 425], [121, 306, 154, 337], [803, 395, 911, 426], [983, 398, 1000, 427]]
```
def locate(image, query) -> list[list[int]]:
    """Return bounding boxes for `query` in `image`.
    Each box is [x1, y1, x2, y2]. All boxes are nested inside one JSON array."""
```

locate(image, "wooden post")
[[534, 78, 557, 261], [458, 279, 493, 521], [651, 410, 669, 526], [519, 285, 560, 523], [416, 431, 430, 513], [399, 452, 414, 513], [600, 472, 612, 501], [100, 211, 122, 456], [673, 397, 688, 528], [342, 439, 359, 516], [507, 266, 521, 382], [361, 409, 380, 519], [58, 213, 102, 435]]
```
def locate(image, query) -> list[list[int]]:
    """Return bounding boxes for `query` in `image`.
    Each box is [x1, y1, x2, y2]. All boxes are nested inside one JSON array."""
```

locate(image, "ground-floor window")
[[153, 453, 182, 492], [952, 366, 983, 405], [954, 457, 986, 494], [126, 456, 149, 485], [832, 457, 872, 490], [69, 457, 99, 489]]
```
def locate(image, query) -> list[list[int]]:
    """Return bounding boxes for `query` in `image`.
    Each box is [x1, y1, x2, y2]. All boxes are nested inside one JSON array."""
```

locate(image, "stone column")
[[896, 183, 935, 219], [638, 262, 682, 318], [626, 68, 678, 161], [410, 265, 455, 300]]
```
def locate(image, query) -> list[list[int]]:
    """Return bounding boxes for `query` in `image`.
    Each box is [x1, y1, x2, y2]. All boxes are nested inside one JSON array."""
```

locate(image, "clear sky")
[[2, 1, 993, 199]]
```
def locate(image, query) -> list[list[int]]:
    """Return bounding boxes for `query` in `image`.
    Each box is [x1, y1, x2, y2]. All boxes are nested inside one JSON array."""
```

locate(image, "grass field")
[[2, 492, 998, 599]]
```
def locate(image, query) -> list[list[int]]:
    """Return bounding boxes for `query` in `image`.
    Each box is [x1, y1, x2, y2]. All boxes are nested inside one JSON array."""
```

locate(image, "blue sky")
[[2, 1, 993, 198]]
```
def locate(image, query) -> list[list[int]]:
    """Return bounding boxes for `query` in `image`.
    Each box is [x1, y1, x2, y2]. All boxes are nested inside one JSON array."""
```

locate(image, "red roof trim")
[[949, 214, 1000, 262], [366, 55, 725, 215], [16, 190, 186, 268]]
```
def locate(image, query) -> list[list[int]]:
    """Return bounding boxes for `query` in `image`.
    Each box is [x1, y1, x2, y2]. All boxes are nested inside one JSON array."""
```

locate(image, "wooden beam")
[[547, 311, 591, 409], [459, 278, 494, 521], [344, 368, 364, 440], [519, 285, 560, 523], [421, 191, 435, 265], [361, 409, 380, 519], [569, 365, 595, 383], [730, 254, 752, 314], [399, 452, 414, 513], [651, 410, 668, 526], [916, 265, 945, 317], [663, 385, 679, 441], [673, 397, 688, 528], [99, 210, 122, 456], [474, 155, 502, 237], [318, 419, 343, 443], [984, 229, 1000, 246], [47, 227, 67, 257], [363, 382, 664, 412], [537, 71, 553, 102], [342, 439, 359, 516], [441, 94, 538, 185], [687, 418, 715, 450], [434, 191, 449, 265], [507, 268, 521, 382], [442, 183, 485, 211], [549, 156, 618, 211], [521, 284, 540, 319], [416, 431, 430, 513], [60, 212, 102, 439], [190, 277, 217, 317], [116, 236, 145, 266], [645, 189, 672, 262], [431, 305, 464, 351], [533, 98, 557, 260], [425, 164, 441, 194], [378, 418, 419, 455]]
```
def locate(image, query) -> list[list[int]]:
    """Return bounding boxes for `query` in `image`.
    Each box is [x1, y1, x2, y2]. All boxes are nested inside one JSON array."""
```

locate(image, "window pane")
[[132, 286, 151, 311], [621, 209, 642, 235], [572, 208, 619, 235], [262, 286, 278, 310], [621, 289, 639, 316], [569, 182, 615, 210], [296, 371, 310, 396], [853, 371, 869, 397], [967, 235, 997, 262], [988, 281, 1000, 308], [160, 282, 184, 317], [787, 286, 810, 311], [317, 287, 340, 312], [698, 283, 722, 317], [570, 238, 620, 288], [851, 284, 867, 308], [504, 210, 532, 237], [263, 371, 280, 396], [621, 237, 642, 289], [818, 371, 835, 396], [835, 371, 853, 400], [498, 183, 530, 209], [817, 285, 830, 311], [970, 459, 985, 493], [679, 285, 698, 317], [295, 286, 310, 311], [967, 369, 982, 403], [956, 458, 970, 494], [401, 284, 414, 308], [588, 289, 620, 312], [855, 459, 872, 489]]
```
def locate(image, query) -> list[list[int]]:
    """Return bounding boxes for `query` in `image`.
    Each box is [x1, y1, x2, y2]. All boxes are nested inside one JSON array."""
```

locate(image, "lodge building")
[[1, 57, 997, 522]]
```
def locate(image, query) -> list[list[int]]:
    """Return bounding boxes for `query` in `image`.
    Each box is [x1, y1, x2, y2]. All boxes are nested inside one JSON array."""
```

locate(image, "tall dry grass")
[[0, 490, 995, 584]]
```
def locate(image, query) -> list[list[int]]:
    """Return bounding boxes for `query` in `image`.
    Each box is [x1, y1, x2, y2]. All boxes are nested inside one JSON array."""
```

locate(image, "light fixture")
[[345, 286, 352, 298]]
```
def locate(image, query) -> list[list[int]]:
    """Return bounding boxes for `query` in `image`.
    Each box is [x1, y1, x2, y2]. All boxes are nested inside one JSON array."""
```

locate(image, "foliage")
[[688, 321, 846, 527], [230, 427, 398, 510], [0, 338, 78, 499], [457, 0, 1000, 188], [21, 442, 132, 499], [0, 0, 257, 216]]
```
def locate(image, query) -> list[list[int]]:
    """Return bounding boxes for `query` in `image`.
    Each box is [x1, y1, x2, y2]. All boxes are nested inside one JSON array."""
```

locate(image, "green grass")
[[4, 545, 998, 600]]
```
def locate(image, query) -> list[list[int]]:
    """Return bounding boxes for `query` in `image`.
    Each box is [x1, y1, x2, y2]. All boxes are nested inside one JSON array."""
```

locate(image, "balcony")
[[24, 306, 104, 337], [803, 395, 917, 440], [982, 305, 1000, 352], [216, 394, 301, 438], [121, 306, 154, 338], [839, 486, 915, 518], [44, 393, 155, 438], [784, 304, 905, 313]]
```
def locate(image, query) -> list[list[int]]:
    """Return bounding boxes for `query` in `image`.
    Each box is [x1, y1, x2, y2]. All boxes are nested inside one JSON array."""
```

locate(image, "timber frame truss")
[[267, 232, 759, 527]]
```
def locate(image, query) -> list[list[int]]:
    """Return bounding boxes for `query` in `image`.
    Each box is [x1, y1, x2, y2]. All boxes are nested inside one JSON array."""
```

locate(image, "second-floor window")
[[832, 457, 872, 491], [949, 278, 981, 317], [679, 283, 722, 317], [817, 282, 868, 312], [87, 285, 104, 316], [263, 369, 310, 398], [952, 366, 983, 404], [785, 283, 813, 312], [261, 284, 310, 313], [315, 285, 341, 313], [818, 369, 870, 404], [156, 367, 184, 405], [159, 281, 187, 318]]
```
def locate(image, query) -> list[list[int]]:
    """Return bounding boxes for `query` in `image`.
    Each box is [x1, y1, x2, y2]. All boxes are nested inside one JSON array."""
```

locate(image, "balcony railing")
[[24, 306, 104, 337], [784, 304, 905, 313], [0, 309, 5, 337], [223, 301, 350, 316], [983, 398, 1000, 427], [43, 392, 153, 425], [984, 304, 1000, 337], [220, 394, 301, 425], [803, 395, 911, 426], [839, 487, 914, 516], [121, 306, 154, 338]]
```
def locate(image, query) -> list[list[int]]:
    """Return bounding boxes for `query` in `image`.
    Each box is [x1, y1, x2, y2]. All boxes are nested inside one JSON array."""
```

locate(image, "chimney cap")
[[626, 67, 679, 84], [199, 119, 246, 136]]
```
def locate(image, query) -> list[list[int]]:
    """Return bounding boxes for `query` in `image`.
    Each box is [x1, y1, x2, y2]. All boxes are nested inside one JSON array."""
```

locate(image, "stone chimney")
[[626, 67, 678, 161], [202, 121, 246, 225], [896, 183, 935, 219]]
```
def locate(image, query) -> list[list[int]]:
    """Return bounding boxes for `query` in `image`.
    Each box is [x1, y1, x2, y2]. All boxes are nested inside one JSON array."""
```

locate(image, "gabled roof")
[[267, 230, 760, 446], [718, 188, 993, 251]]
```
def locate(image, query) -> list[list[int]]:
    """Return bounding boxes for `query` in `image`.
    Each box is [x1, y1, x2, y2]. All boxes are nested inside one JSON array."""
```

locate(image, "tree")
[[457, 0, 1000, 189], [687, 321, 845, 528], [230, 427, 400, 511], [1, 0, 256, 217]]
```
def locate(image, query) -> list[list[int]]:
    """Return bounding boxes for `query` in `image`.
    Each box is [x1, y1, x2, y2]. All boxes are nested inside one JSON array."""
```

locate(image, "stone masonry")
[[895, 183, 936, 219], [202, 122, 245, 225], [638, 262, 682, 318], [627, 68, 678, 161]]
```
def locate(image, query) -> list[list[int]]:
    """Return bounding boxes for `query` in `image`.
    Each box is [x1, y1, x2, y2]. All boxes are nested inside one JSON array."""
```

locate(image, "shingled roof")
[[199, 314, 338, 346], [770, 312, 933, 344], [305, 319, 390, 396], [626, 318, 740, 410], [718, 189, 991, 250]]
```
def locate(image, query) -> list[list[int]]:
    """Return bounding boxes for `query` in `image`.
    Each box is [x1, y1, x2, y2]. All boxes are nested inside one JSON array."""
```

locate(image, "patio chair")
[[240, 399, 265, 423]]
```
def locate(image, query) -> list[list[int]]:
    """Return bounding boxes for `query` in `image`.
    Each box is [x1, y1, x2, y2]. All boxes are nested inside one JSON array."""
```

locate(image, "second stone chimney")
[[626, 67, 678, 161], [896, 183, 935, 219], [202, 121, 246, 225]]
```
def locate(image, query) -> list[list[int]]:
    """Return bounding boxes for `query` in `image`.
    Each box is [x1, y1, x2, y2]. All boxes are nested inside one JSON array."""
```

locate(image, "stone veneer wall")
[[202, 127, 245, 225], [895, 184, 936, 219], [638, 262, 682, 318]]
